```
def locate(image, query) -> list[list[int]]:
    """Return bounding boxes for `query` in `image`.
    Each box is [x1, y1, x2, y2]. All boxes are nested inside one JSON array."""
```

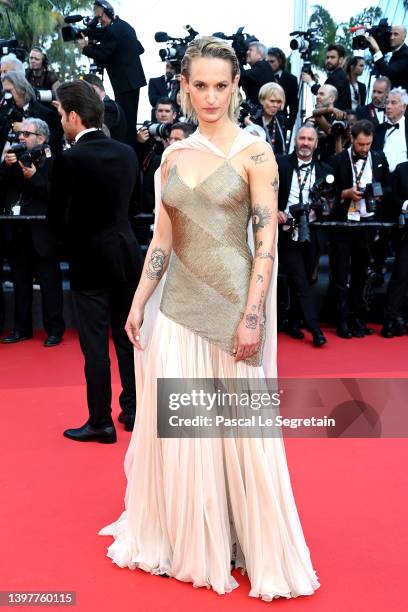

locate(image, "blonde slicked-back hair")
[[180, 36, 241, 123]]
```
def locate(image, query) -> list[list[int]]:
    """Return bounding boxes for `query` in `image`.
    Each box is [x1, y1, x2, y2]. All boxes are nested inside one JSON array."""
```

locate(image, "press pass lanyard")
[[352, 157, 368, 191], [295, 164, 312, 205]]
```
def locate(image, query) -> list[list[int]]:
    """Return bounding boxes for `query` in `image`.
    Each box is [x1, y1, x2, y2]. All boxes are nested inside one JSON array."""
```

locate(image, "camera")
[[363, 182, 383, 214], [142, 120, 174, 140], [331, 119, 348, 137], [34, 89, 57, 104], [350, 18, 392, 54], [154, 25, 199, 74], [61, 14, 104, 43], [398, 210, 408, 228], [0, 92, 24, 145], [288, 203, 311, 242], [212, 27, 258, 66], [8, 142, 48, 167], [238, 100, 262, 128], [310, 174, 336, 217], [290, 28, 319, 61]]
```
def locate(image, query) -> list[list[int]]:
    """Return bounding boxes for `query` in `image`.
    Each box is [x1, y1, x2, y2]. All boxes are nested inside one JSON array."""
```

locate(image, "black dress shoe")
[[380, 320, 404, 338], [336, 322, 353, 339], [311, 328, 327, 347], [350, 318, 374, 336], [44, 335, 63, 347], [287, 326, 305, 340], [63, 422, 117, 443], [118, 411, 135, 431], [1, 331, 32, 344]]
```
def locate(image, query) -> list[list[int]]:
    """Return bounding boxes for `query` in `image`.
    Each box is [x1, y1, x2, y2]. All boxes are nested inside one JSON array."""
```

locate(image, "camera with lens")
[[212, 27, 258, 66], [310, 174, 336, 217], [142, 120, 174, 140], [288, 203, 311, 242], [238, 100, 262, 128], [0, 92, 24, 145], [8, 142, 48, 167], [398, 210, 408, 228], [289, 28, 319, 61], [362, 182, 383, 214], [154, 25, 199, 75], [34, 89, 57, 104], [330, 118, 348, 137], [61, 14, 104, 43], [350, 18, 392, 54]]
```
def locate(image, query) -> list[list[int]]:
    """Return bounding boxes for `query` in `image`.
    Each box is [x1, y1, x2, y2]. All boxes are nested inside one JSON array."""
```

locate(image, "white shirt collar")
[[75, 127, 99, 143], [387, 115, 405, 128]]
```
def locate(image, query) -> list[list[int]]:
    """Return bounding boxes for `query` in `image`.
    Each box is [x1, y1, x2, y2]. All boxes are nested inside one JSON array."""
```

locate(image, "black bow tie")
[[352, 153, 367, 163], [385, 122, 399, 130], [298, 162, 312, 170]]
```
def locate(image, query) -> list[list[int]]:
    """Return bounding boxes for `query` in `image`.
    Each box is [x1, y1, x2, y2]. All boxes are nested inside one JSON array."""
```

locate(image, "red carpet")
[[0, 327, 407, 611]]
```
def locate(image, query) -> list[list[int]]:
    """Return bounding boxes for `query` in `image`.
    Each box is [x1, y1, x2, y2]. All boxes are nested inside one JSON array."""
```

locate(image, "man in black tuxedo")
[[0, 118, 64, 346], [302, 44, 351, 111], [51, 80, 143, 443], [356, 76, 391, 126], [277, 125, 329, 347], [240, 42, 275, 106], [267, 47, 298, 131], [368, 25, 408, 91], [78, 1, 146, 146], [381, 161, 408, 337], [330, 119, 390, 338], [148, 61, 177, 109], [373, 87, 408, 172], [82, 73, 127, 143]]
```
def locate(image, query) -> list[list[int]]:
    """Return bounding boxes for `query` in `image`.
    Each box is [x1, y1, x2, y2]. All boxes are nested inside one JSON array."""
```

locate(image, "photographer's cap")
[[94, 0, 115, 20]]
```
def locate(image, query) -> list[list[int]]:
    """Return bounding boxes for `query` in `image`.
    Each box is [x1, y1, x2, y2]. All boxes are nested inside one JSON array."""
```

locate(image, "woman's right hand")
[[125, 303, 145, 350]]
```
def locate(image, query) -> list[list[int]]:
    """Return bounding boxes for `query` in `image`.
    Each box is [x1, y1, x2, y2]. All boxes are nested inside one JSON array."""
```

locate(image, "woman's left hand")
[[232, 317, 260, 362]]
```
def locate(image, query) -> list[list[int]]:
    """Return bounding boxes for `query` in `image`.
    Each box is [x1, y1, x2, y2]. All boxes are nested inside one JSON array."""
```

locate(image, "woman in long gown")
[[100, 36, 320, 602]]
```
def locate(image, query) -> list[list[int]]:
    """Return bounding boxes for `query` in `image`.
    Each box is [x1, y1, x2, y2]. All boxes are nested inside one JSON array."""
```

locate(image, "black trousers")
[[72, 282, 137, 428], [278, 231, 320, 330], [384, 233, 408, 320], [115, 89, 140, 146], [8, 232, 64, 336], [329, 229, 371, 322]]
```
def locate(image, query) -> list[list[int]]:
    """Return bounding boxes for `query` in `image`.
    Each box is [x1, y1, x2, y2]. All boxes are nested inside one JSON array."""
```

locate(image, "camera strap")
[[295, 164, 312, 205], [352, 156, 368, 191]]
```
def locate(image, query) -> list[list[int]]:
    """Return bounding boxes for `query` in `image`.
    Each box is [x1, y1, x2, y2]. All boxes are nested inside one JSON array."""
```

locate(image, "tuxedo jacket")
[[276, 70, 298, 129], [330, 149, 391, 221], [50, 131, 143, 290], [103, 96, 127, 143], [83, 17, 146, 94], [240, 61, 276, 105], [276, 152, 333, 211], [148, 75, 170, 108], [391, 161, 408, 222], [353, 81, 367, 108], [373, 119, 408, 153], [356, 102, 384, 126], [374, 43, 408, 91], [311, 67, 352, 111]]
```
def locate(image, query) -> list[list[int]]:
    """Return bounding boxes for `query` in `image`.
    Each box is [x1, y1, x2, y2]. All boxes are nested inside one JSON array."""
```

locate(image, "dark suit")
[[373, 43, 408, 91], [253, 112, 287, 156], [148, 75, 171, 108], [275, 70, 299, 130], [356, 102, 385, 127], [103, 96, 127, 143], [350, 81, 366, 109], [83, 17, 146, 145], [50, 131, 143, 427], [0, 156, 64, 337], [373, 119, 408, 156], [384, 161, 408, 321], [240, 61, 275, 105], [311, 67, 352, 111], [329, 149, 390, 322], [277, 152, 331, 329]]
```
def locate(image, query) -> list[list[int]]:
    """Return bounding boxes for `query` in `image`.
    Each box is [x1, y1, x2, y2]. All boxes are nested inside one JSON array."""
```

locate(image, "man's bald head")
[[391, 26, 406, 49], [316, 84, 338, 108]]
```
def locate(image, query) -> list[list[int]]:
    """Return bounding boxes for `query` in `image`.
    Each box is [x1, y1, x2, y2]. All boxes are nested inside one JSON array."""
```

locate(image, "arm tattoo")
[[255, 251, 275, 262], [252, 205, 272, 233], [258, 290, 265, 313], [256, 274, 264, 283], [146, 247, 167, 280], [245, 313, 259, 329], [250, 153, 267, 165], [271, 177, 279, 192]]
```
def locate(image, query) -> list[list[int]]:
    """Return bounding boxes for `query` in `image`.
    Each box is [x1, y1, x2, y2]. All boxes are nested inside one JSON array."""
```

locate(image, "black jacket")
[[373, 43, 408, 91], [0, 156, 59, 258], [311, 67, 352, 111], [148, 75, 171, 108], [83, 17, 146, 94], [373, 119, 408, 153], [350, 81, 367, 109], [275, 70, 299, 129], [356, 102, 385, 126], [253, 112, 287, 156], [103, 96, 127, 143], [391, 160, 408, 220], [276, 152, 332, 211], [240, 61, 275, 105], [330, 149, 391, 221], [49, 131, 143, 290]]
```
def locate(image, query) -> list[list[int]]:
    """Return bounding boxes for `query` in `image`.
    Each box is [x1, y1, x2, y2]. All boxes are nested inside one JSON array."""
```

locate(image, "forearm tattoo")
[[271, 177, 279, 193], [146, 247, 167, 280], [252, 205, 272, 233], [256, 274, 264, 284], [250, 153, 267, 165], [255, 251, 275, 262], [245, 313, 259, 329]]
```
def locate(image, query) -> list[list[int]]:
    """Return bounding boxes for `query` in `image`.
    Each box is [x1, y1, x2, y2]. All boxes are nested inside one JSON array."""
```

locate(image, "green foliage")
[[308, 4, 383, 69], [0, 1, 90, 80]]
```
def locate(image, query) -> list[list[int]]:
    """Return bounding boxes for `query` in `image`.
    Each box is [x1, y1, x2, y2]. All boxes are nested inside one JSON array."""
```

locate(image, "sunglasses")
[[17, 131, 40, 137]]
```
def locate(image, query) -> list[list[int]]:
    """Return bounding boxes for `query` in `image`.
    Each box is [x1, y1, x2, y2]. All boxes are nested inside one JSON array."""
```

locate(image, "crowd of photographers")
[[1, 0, 408, 353]]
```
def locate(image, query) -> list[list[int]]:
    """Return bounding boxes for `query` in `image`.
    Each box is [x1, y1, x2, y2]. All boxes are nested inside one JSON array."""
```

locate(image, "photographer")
[[0, 54, 24, 78], [345, 56, 366, 111], [0, 118, 64, 346], [368, 25, 408, 91], [77, 1, 146, 145], [240, 41, 275, 106], [245, 82, 287, 156], [310, 84, 346, 160], [1, 71, 63, 154], [302, 44, 352, 111], [356, 76, 390, 126], [381, 160, 408, 337], [329, 119, 390, 338], [136, 97, 177, 213], [277, 125, 330, 347], [25, 47, 60, 94], [267, 47, 298, 130], [373, 87, 408, 172], [166, 121, 196, 146], [82, 73, 127, 143], [148, 61, 177, 110]]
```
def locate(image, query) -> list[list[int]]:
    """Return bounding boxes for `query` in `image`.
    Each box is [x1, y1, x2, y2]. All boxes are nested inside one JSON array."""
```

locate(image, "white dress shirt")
[[285, 158, 316, 221], [383, 115, 407, 173], [347, 148, 374, 219], [75, 127, 99, 143]]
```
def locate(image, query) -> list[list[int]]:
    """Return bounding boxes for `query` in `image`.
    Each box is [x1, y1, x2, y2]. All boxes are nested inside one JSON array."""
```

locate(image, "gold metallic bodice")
[[160, 160, 265, 366]]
